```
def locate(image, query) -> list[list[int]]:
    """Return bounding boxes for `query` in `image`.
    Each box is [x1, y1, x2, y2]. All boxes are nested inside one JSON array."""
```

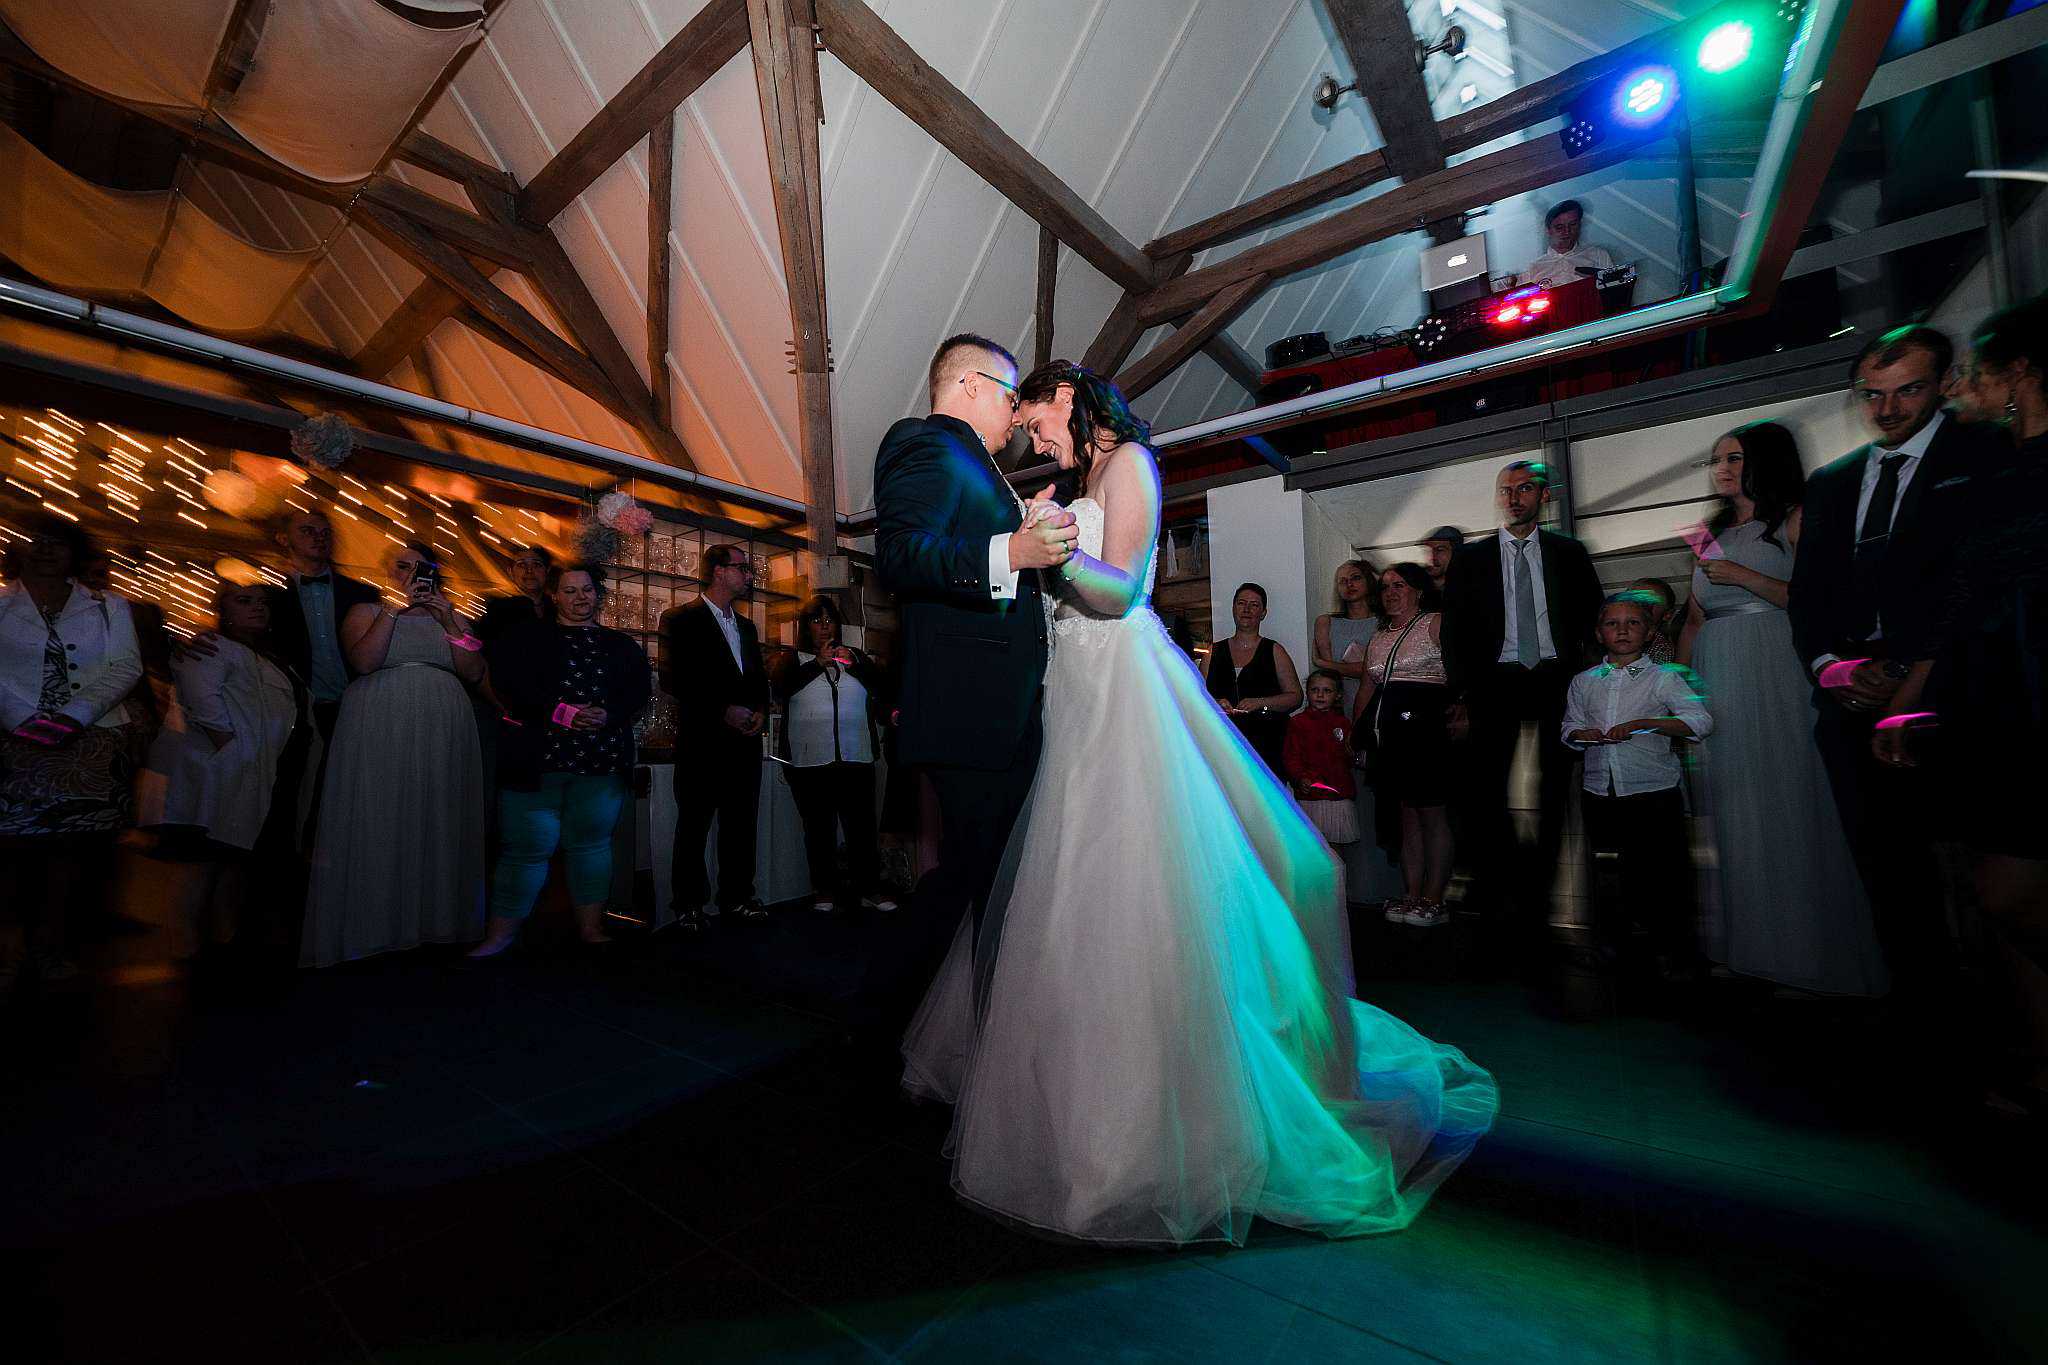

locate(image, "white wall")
[[1300, 490, 1358, 640], [1303, 447, 1546, 564], [1207, 477, 1313, 682]]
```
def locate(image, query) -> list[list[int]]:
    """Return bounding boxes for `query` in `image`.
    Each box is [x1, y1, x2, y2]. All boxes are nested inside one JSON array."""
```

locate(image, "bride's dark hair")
[[1016, 360, 1150, 502]]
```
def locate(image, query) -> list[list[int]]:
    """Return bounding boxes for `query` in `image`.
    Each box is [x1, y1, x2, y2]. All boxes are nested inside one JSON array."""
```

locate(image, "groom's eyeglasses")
[[966, 371, 1019, 410]]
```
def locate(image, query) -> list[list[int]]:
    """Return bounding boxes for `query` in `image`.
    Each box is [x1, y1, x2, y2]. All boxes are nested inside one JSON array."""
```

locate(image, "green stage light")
[[1697, 20, 1755, 73]]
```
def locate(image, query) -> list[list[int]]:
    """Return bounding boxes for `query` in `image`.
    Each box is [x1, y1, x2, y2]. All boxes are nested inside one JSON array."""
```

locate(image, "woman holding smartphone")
[[301, 542, 487, 967]]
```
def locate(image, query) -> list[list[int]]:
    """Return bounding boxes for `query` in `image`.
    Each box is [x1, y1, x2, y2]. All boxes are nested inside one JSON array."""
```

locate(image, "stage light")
[[1612, 65, 1678, 127], [1696, 20, 1754, 73], [1527, 296, 1551, 314], [1493, 304, 1523, 323]]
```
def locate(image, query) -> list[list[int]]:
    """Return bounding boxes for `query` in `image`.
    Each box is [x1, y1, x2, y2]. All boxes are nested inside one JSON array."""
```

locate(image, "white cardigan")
[[140, 637, 299, 850], [0, 580, 143, 732]]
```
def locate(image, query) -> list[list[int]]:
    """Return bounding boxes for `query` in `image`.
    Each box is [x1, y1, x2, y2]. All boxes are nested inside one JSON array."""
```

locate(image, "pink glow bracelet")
[[445, 632, 482, 652], [551, 702, 584, 728], [1874, 711, 1936, 732], [1816, 658, 1870, 691]]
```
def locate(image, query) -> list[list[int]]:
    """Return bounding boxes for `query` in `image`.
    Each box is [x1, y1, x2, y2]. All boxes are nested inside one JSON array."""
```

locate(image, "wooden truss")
[[0, 0, 1903, 549]]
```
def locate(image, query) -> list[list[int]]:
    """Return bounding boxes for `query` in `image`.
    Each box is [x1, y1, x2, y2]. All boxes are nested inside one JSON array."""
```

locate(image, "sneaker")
[[863, 894, 899, 913], [1400, 901, 1451, 928], [812, 898, 837, 914], [1383, 898, 1413, 924], [732, 899, 770, 922]]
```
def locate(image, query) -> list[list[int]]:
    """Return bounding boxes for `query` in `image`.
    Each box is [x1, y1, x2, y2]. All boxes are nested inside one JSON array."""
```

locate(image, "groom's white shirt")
[[987, 535, 1020, 600]]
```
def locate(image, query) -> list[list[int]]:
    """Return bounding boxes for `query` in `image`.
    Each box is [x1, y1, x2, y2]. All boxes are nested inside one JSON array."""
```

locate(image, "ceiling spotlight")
[[1312, 73, 1359, 111]]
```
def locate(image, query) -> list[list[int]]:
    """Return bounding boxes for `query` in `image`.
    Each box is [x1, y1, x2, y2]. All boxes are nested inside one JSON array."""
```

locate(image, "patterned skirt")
[[0, 722, 147, 839]]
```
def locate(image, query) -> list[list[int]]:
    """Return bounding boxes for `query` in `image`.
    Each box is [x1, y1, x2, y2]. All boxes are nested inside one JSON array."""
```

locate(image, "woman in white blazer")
[[1, 514, 145, 991], [141, 582, 300, 960]]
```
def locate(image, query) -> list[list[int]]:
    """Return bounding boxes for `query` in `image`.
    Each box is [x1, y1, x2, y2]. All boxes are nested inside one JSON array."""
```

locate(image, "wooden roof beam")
[[815, 0, 1160, 294], [1135, 130, 1645, 327], [748, 0, 837, 553], [1114, 274, 1268, 401], [1322, 0, 1448, 192], [517, 0, 751, 224]]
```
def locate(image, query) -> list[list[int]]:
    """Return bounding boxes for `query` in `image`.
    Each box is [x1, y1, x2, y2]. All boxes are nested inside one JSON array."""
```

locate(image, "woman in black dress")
[[1205, 581, 1303, 774]]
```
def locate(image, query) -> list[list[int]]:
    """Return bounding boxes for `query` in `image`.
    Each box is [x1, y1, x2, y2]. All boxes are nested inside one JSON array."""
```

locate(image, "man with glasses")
[[1790, 324, 2003, 1002], [660, 542, 771, 929], [864, 333, 1078, 1046]]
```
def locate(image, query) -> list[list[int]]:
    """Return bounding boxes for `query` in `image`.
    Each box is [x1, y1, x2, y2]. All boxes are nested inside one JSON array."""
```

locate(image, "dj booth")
[[1255, 275, 1661, 449]]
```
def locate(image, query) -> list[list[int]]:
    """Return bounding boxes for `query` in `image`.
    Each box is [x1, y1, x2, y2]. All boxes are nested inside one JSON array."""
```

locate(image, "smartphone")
[[411, 561, 441, 595]]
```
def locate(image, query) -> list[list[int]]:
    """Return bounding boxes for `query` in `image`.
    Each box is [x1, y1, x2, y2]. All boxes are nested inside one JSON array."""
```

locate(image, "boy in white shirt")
[[1563, 593, 1713, 977]]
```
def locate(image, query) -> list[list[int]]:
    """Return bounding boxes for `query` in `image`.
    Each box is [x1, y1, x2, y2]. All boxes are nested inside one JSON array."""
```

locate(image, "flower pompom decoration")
[[596, 490, 637, 527], [574, 518, 619, 564], [289, 412, 354, 469], [613, 505, 654, 537]]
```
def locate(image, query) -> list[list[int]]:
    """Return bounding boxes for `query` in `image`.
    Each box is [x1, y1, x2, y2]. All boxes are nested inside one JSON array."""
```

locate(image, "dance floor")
[[4, 859, 2044, 1363]]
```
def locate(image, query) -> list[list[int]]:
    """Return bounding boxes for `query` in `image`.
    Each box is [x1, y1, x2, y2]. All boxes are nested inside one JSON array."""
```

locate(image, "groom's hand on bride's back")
[[1008, 485, 1079, 572]]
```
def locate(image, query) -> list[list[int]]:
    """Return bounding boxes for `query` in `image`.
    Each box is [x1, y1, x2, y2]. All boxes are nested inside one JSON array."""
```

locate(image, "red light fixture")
[[1489, 287, 1551, 326], [1493, 304, 1524, 323], [1528, 296, 1552, 314]]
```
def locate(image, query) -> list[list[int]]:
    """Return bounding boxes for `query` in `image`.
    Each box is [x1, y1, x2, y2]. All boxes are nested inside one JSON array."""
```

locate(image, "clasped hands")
[[1569, 721, 1658, 745], [1008, 484, 1079, 573]]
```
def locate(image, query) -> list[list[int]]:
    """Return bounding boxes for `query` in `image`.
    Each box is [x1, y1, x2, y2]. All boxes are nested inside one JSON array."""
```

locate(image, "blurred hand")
[[1819, 658, 1899, 711], [1698, 559, 1753, 589], [173, 630, 222, 661], [723, 704, 755, 733], [1445, 702, 1470, 742], [1568, 727, 1608, 745], [571, 706, 607, 731], [1603, 722, 1644, 743]]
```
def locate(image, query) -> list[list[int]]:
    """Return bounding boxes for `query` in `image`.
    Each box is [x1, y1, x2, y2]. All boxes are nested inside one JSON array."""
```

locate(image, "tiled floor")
[[4, 862, 2044, 1363]]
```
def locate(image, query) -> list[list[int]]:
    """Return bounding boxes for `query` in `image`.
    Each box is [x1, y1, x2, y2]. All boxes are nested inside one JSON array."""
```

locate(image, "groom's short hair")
[[928, 333, 1016, 407]]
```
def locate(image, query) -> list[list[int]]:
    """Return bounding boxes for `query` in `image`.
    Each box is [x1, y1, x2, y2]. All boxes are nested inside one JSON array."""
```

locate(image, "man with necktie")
[[1442, 460, 1604, 967], [1789, 325, 2001, 1000]]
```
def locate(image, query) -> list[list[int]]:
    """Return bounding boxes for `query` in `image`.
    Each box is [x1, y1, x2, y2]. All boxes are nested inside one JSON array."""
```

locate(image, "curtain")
[[0, 0, 238, 108]]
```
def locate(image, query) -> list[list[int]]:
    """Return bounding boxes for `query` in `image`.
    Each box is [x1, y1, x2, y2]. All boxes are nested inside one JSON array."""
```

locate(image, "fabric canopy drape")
[[221, 0, 484, 183], [0, 123, 321, 335], [0, 0, 484, 184], [0, 0, 238, 108]]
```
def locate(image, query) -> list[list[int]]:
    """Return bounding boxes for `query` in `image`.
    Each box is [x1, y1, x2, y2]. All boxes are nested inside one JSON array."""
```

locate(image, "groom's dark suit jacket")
[[874, 413, 1048, 770]]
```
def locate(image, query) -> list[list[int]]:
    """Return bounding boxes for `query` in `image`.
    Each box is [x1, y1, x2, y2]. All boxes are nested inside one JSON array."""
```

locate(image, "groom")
[[869, 335, 1077, 1029]]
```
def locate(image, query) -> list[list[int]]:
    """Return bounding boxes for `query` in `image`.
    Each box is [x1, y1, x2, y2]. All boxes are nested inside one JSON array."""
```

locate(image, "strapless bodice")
[[1051, 498, 1158, 646]]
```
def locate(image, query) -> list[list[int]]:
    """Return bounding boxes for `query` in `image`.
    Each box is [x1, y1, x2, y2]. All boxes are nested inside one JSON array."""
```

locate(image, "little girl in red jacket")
[[1283, 670, 1358, 846]]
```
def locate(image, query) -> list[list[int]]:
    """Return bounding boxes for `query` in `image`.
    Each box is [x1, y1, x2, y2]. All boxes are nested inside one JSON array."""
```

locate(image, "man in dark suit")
[[1442, 460, 1605, 957], [474, 544, 555, 644], [868, 333, 1077, 1025], [1789, 325, 2000, 997], [260, 508, 378, 743], [659, 543, 771, 929]]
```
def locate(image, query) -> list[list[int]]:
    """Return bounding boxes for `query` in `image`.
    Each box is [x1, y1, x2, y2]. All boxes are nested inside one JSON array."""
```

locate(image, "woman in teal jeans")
[[469, 562, 651, 957]]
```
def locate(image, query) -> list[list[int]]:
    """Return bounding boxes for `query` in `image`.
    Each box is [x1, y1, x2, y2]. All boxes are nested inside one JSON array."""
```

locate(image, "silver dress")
[[1691, 519, 1888, 996]]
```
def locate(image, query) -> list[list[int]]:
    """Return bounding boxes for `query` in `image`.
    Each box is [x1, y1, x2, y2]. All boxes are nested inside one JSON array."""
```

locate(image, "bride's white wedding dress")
[[902, 494, 1498, 1246]]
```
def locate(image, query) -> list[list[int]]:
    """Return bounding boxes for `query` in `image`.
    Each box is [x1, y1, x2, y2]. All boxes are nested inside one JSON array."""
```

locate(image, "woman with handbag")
[[1350, 563, 1456, 929]]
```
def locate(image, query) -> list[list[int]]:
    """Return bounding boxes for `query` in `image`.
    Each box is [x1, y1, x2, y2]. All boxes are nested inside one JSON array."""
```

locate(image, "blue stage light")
[[1611, 65, 1679, 128]]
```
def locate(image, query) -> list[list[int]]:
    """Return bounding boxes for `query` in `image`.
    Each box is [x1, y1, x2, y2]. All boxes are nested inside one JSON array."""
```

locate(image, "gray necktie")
[[1512, 538, 1538, 668]]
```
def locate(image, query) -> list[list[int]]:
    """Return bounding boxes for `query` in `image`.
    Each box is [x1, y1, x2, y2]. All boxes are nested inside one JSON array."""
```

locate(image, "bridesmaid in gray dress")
[[1314, 559, 1400, 901], [302, 543, 488, 967], [1676, 422, 1888, 996]]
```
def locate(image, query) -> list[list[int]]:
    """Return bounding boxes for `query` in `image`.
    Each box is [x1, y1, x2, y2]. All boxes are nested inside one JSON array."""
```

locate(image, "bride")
[[901, 361, 1498, 1246]]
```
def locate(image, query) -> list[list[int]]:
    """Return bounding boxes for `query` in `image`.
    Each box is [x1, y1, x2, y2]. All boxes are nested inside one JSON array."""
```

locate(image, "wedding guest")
[[1563, 595, 1712, 977], [1790, 325, 2004, 1000], [659, 544, 770, 929], [1879, 296, 2048, 1113], [1675, 420, 1886, 996], [1313, 559, 1397, 899], [139, 582, 301, 964], [469, 563, 649, 958], [475, 544, 555, 643], [260, 509, 377, 744], [1420, 525, 1465, 592], [1206, 581, 1302, 772], [1441, 460, 1604, 955], [1285, 670, 1359, 850], [0, 514, 144, 995], [1352, 564, 1456, 928], [301, 543, 486, 966], [1627, 577, 1679, 664], [773, 595, 896, 915]]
